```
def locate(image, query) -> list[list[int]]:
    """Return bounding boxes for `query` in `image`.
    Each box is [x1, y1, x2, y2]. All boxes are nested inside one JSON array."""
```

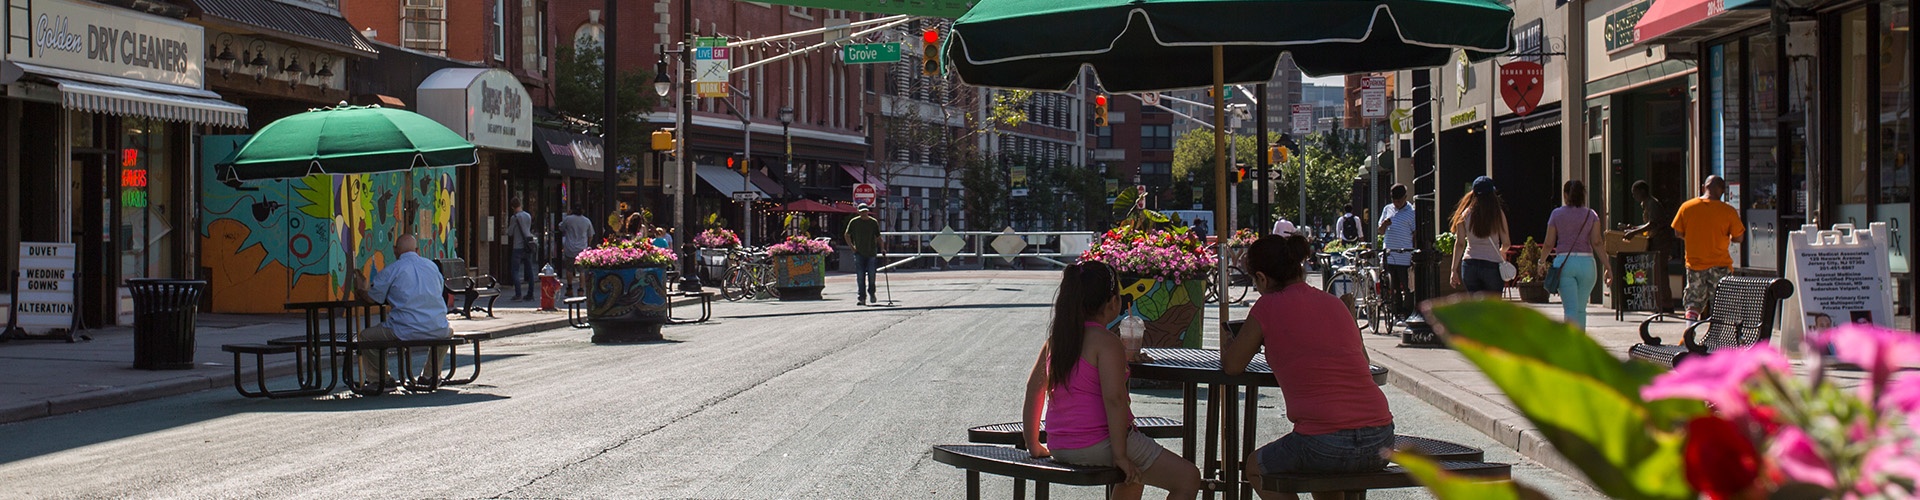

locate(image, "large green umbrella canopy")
[[219, 103, 478, 181], [952, 0, 1515, 92]]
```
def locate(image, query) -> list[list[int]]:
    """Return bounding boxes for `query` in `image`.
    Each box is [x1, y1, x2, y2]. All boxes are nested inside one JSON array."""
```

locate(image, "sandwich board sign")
[[12, 242, 77, 333], [1782, 223, 1895, 354]]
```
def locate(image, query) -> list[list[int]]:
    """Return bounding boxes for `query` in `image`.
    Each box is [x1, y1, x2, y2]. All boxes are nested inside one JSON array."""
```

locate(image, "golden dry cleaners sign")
[[11, 0, 204, 88]]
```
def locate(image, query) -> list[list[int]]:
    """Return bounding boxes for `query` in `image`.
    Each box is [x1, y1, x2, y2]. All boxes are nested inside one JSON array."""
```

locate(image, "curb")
[[1367, 343, 1586, 484], [0, 293, 720, 426]]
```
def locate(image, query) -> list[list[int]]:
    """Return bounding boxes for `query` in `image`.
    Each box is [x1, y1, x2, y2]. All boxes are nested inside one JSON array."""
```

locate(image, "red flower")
[[1684, 416, 1762, 500]]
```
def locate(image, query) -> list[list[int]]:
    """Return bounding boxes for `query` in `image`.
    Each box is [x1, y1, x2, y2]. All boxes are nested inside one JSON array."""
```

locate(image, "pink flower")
[[1770, 427, 1835, 489], [1641, 344, 1789, 417], [1860, 440, 1920, 496], [1810, 324, 1920, 400]]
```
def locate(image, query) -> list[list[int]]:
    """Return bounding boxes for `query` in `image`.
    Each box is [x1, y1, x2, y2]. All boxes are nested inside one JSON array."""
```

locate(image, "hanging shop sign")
[[418, 68, 531, 152], [1784, 223, 1896, 350], [8, 0, 204, 88], [1499, 61, 1545, 117], [1604, 0, 1654, 54], [12, 242, 77, 332]]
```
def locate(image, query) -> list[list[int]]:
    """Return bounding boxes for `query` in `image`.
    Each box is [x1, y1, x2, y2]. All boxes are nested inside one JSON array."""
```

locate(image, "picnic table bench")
[[1255, 460, 1512, 498], [562, 290, 714, 327], [435, 258, 501, 318], [1629, 276, 1794, 367]]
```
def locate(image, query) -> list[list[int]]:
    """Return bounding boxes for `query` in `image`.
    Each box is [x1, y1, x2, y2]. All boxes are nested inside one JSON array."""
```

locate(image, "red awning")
[[781, 199, 856, 214], [1635, 0, 1728, 44], [838, 164, 888, 194]]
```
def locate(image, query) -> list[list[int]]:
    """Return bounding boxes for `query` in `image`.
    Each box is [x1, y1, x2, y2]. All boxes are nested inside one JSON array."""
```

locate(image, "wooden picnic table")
[[1130, 347, 1388, 500]]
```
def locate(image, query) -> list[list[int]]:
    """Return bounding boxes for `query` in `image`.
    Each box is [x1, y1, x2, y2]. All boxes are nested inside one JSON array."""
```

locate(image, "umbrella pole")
[[1212, 46, 1229, 345]]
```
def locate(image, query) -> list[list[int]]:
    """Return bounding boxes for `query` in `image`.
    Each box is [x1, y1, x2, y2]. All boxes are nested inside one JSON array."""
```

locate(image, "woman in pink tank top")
[[1224, 233, 1396, 498], [1022, 261, 1200, 499]]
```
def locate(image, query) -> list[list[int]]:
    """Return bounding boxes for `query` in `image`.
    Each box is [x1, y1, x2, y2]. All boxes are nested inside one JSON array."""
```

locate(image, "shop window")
[[1840, 10, 1871, 218], [119, 118, 173, 281], [1880, 0, 1913, 273], [1097, 126, 1113, 148]]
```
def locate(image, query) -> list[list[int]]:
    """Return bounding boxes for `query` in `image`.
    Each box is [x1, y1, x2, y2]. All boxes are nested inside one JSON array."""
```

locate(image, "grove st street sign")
[[842, 43, 901, 64]]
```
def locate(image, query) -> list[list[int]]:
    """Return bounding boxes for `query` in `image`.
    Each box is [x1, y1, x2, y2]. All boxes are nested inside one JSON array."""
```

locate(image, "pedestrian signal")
[[921, 29, 941, 76], [1269, 145, 1290, 164], [652, 129, 675, 151], [1094, 94, 1109, 127], [728, 153, 750, 174]]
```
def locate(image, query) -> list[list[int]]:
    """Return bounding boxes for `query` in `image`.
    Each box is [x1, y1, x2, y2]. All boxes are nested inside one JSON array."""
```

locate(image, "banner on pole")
[[694, 37, 731, 98]]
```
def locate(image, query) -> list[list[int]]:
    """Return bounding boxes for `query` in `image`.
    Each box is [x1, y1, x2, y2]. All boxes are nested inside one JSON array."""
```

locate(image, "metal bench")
[[1257, 460, 1512, 498], [220, 343, 302, 398], [931, 444, 1122, 499], [563, 296, 590, 329], [967, 417, 1186, 447], [350, 337, 468, 394], [435, 258, 501, 318], [1629, 276, 1794, 368], [441, 331, 493, 385], [668, 291, 715, 324]]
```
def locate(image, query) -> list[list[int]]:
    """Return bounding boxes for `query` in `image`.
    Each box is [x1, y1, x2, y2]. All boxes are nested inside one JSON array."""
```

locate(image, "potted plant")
[[768, 235, 832, 300], [1081, 191, 1216, 349], [1430, 232, 1462, 297], [1513, 236, 1550, 303], [692, 213, 739, 282], [574, 236, 676, 343]]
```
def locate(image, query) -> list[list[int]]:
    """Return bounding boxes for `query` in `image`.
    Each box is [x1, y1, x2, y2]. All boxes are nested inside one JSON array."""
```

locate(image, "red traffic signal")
[[1094, 94, 1107, 107], [922, 29, 940, 44]]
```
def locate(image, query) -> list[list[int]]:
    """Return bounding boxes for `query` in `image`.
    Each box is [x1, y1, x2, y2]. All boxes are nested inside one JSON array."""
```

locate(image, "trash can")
[[128, 279, 206, 370]]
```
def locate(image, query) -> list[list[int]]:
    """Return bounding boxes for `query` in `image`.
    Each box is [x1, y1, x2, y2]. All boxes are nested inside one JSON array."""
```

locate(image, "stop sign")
[[853, 183, 877, 206]]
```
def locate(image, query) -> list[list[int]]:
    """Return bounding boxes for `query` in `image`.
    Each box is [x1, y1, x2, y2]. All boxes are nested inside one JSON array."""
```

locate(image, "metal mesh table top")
[[1132, 348, 1388, 387]]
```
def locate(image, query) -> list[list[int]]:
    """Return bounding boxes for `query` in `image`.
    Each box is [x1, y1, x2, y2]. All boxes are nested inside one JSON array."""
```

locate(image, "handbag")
[[1544, 211, 1593, 293]]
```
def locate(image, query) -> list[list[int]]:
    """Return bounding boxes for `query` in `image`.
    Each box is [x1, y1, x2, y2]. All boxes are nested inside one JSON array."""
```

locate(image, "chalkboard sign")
[[1612, 251, 1668, 320]]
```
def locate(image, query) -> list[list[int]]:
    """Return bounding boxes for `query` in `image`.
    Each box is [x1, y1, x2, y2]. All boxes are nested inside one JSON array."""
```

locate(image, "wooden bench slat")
[[931, 444, 1124, 486]]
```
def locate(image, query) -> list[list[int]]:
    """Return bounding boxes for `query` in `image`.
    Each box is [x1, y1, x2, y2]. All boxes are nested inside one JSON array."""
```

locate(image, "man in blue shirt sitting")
[[353, 234, 452, 387]]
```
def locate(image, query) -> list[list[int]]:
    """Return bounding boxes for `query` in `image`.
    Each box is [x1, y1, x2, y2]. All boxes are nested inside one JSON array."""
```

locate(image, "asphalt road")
[[0, 270, 1602, 499]]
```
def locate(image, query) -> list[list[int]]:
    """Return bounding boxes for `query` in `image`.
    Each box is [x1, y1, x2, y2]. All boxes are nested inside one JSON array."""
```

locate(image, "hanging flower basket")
[[576, 237, 676, 344]]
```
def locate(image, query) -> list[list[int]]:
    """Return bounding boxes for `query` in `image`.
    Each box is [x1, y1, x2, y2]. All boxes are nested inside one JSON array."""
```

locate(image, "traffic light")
[[1093, 94, 1109, 127], [651, 129, 676, 151], [921, 29, 941, 76], [727, 153, 749, 174], [1268, 144, 1289, 164], [1233, 166, 1247, 183]]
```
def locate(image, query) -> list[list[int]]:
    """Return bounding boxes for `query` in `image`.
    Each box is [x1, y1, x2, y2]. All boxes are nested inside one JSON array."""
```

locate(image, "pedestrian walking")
[[506, 199, 536, 301], [1336, 205, 1363, 244], [1224, 233, 1395, 494], [559, 205, 594, 295], [1022, 261, 1201, 499], [1671, 175, 1746, 320], [1448, 176, 1511, 294], [1541, 180, 1605, 328], [843, 204, 881, 305]]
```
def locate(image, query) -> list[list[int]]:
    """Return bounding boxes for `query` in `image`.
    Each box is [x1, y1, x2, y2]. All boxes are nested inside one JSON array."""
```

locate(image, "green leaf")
[[1395, 452, 1537, 500], [1142, 210, 1169, 224], [1111, 186, 1139, 221], [1427, 299, 1704, 500]]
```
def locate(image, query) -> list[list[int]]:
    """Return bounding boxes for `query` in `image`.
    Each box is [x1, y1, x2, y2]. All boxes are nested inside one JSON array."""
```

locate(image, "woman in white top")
[[1449, 176, 1511, 294]]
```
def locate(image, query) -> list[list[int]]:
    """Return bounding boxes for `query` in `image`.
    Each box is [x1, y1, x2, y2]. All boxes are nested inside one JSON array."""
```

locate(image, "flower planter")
[[773, 253, 827, 301], [1517, 282, 1551, 304], [1117, 274, 1207, 349], [584, 266, 670, 343]]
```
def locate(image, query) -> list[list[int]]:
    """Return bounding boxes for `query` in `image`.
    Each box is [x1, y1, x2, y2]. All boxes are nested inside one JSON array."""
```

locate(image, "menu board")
[[1611, 252, 1668, 319]]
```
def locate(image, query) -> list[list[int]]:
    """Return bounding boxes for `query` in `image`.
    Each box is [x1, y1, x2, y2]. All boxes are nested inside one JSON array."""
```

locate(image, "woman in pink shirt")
[[1224, 234, 1395, 499], [1023, 261, 1201, 499]]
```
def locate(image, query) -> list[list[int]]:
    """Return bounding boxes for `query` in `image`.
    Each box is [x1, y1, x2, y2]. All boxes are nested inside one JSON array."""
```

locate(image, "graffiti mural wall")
[[199, 135, 459, 313]]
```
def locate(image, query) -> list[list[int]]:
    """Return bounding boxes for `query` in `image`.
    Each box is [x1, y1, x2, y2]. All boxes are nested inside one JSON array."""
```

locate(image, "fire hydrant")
[[538, 264, 560, 311]]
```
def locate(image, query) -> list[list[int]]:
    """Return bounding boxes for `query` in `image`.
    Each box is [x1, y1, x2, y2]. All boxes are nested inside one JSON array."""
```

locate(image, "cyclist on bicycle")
[[1377, 185, 1415, 314]]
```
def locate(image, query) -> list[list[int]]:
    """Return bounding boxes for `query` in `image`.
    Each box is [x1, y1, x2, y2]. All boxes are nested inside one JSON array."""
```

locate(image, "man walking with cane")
[[844, 204, 881, 305]]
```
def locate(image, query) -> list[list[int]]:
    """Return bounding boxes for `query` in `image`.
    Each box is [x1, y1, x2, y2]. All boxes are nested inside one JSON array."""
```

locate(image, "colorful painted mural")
[[1118, 275, 1205, 349], [199, 135, 459, 313]]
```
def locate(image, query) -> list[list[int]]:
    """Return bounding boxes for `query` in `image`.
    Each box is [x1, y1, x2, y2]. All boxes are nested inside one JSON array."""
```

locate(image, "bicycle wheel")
[[758, 269, 782, 299], [1204, 267, 1221, 304], [1226, 266, 1253, 304], [722, 267, 749, 301]]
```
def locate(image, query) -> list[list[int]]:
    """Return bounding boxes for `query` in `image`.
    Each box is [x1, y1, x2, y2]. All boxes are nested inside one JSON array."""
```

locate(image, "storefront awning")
[[47, 77, 248, 128], [533, 127, 604, 175], [838, 164, 889, 193], [187, 0, 380, 57], [1635, 0, 1768, 45], [749, 171, 787, 198], [693, 164, 771, 198]]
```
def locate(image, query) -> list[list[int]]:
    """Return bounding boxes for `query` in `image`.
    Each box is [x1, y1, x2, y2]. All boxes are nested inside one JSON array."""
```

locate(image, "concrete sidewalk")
[[1361, 292, 1886, 483], [0, 294, 702, 425]]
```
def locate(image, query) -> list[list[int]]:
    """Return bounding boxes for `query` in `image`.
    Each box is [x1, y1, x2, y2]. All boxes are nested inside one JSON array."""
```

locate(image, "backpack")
[[1341, 215, 1361, 241]]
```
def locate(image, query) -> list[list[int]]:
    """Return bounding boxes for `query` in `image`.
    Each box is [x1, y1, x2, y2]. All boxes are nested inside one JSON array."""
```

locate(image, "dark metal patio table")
[[1130, 347, 1388, 500], [258, 299, 387, 398]]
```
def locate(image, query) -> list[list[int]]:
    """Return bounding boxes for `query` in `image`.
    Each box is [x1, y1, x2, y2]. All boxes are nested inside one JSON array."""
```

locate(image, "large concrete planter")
[[584, 266, 670, 343], [773, 253, 827, 301], [1118, 274, 1206, 349]]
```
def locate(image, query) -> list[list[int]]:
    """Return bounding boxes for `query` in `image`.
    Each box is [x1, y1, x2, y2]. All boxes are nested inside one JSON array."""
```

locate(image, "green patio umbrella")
[[951, 0, 1515, 92], [218, 103, 477, 182]]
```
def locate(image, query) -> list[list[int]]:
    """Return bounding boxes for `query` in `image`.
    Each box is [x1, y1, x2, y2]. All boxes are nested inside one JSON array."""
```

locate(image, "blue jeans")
[[854, 254, 878, 301], [1553, 254, 1598, 328], [1459, 259, 1504, 293], [509, 246, 536, 290], [1257, 423, 1395, 474]]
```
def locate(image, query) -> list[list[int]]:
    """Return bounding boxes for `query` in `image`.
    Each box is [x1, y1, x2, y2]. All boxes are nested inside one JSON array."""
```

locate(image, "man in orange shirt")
[[1670, 175, 1746, 319]]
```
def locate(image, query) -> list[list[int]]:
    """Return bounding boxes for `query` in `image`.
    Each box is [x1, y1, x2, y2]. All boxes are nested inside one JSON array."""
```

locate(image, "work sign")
[[842, 43, 900, 64]]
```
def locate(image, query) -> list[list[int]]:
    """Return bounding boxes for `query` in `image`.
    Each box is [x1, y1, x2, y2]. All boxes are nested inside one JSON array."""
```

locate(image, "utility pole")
[[676, 0, 699, 291], [601, 0, 617, 232], [1255, 83, 1268, 231]]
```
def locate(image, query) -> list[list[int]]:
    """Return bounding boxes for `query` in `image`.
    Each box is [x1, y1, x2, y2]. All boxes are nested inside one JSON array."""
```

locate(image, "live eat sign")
[[1499, 61, 1545, 117]]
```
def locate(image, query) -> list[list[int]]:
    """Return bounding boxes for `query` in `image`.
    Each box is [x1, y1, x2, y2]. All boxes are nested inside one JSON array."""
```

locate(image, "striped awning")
[[48, 78, 248, 128]]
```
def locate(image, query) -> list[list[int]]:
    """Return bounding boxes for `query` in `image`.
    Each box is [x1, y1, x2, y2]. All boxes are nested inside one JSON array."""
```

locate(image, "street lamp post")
[[675, 0, 700, 292], [779, 106, 794, 181], [601, 0, 619, 234]]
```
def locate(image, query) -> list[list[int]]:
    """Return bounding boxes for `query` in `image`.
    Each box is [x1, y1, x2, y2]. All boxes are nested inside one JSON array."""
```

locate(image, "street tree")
[[550, 40, 660, 173]]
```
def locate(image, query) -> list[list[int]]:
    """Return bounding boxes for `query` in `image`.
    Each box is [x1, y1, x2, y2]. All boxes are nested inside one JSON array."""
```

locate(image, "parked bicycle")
[[1204, 244, 1254, 305], [1320, 244, 1414, 334], [720, 246, 781, 301]]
